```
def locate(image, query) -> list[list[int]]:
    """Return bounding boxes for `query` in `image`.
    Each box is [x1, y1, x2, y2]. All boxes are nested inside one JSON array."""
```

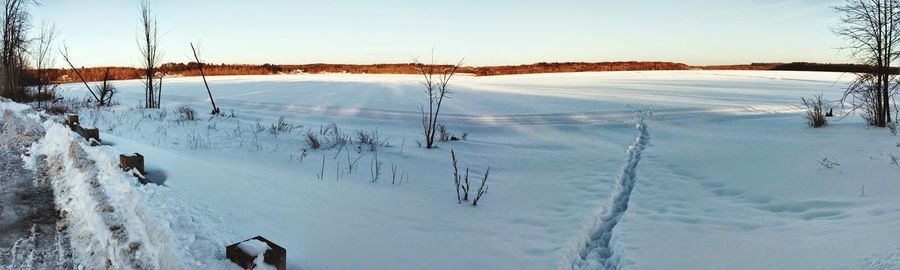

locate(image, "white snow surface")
[[34, 70, 900, 269], [237, 239, 269, 257]]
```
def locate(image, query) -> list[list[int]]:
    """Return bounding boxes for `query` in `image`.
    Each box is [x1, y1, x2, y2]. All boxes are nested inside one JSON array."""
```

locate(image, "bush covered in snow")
[[176, 105, 197, 121], [802, 95, 827, 128]]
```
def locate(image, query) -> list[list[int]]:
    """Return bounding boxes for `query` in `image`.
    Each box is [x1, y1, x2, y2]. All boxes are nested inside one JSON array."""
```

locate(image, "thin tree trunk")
[[191, 42, 219, 114]]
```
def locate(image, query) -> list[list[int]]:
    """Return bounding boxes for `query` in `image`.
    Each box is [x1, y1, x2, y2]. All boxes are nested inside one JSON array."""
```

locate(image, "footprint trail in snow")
[[568, 113, 650, 270]]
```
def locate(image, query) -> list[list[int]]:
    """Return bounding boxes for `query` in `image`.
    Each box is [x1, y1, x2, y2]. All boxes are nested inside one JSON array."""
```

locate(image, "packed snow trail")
[[0, 104, 74, 269], [566, 114, 650, 270]]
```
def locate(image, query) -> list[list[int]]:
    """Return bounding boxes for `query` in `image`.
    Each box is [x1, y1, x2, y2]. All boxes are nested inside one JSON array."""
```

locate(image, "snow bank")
[[26, 120, 176, 269], [4, 100, 233, 269], [0, 97, 32, 114]]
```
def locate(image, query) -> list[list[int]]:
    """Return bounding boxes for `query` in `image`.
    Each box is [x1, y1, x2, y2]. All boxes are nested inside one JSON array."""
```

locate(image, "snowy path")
[[0, 109, 73, 270], [568, 114, 650, 270]]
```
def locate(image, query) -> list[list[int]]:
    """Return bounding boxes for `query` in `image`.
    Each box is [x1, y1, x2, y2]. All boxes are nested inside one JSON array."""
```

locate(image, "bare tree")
[[138, 0, 162, 108], [96, 68, 116, 106], [835, 0, 900, 127], [415, 52, 463, 149], [190, 42, 220, 114], [31, 21, 55, 107], [842, 73, 883, 124], [0, 0, 32, 100]]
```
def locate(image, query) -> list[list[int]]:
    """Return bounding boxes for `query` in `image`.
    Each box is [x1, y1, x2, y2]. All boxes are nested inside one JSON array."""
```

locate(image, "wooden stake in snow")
[[226, 236, 286, 270], [119, 153, 148, 184], [190, 42, 220, 115], [66, 114, 79, 130], [119, 153, 146, 175], [76, 126, 100, 145]]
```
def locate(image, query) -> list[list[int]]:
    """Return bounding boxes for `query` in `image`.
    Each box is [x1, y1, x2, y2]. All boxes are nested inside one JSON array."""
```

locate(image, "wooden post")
[[67, 114, 79, 131], [78, 128, 100, 145], [119, 153, 149, 184], [119, 153, 145, 175], [226, 236, 286, 270]]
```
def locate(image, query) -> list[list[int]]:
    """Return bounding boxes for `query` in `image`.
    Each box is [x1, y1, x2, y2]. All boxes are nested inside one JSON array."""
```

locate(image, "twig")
[[472, 167, 490, 206]]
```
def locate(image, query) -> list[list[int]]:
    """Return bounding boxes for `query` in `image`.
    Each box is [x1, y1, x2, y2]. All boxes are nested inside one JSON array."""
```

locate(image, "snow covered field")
[[21, 71, 900, 269]]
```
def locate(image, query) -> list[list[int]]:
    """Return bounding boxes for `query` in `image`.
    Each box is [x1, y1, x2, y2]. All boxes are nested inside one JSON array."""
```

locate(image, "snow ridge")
[[564, 113, 650, 270], [26, 120, 233, 269], [28, 123, 173, 269]]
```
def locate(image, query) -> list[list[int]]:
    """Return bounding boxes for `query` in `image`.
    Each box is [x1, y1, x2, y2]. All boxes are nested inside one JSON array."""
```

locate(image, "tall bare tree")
[[835, 0, 900, 127], [415, 53, 463, 149], [31, 21, 54, 106], [190, 42, 220, 114], [0, 0, 32, 100], [138, 0, 162, 108]]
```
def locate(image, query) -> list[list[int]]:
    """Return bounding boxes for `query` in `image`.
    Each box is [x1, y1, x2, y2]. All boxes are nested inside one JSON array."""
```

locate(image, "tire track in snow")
[[566, 113, 650, 270], [0, 104, 74, 270]]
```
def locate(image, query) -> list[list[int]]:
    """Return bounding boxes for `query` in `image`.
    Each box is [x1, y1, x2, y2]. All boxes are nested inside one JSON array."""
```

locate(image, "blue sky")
[[33, 0, 847, 67]]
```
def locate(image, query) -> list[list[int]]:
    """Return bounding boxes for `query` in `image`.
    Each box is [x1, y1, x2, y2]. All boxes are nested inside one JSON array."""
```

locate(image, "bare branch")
[[59, 44, 100, 103]]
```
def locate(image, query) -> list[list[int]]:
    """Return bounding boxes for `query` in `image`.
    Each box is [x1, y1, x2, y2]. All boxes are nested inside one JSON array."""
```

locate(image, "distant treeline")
[[698, 62, 891, 73], [43, 61, 885, 83], [473, 62, 691, 76]]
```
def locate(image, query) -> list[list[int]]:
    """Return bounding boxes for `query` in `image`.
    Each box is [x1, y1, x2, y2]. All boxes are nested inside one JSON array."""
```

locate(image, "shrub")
[[439, 124, 451, 142], [802, 95, 827, 128], [472, 168, 490, 207], [819, 157, 840, 169], [96, 79, 117, 107], [320, 123, 350, 148], [356, 129, 389, 151], [451, 149, 462, 203], [176, 105, 197, 121], [450, 149, 491, 206], [438, 124, 468, 142], [370, 152, 382, 183], [306, 132, 321, 150], [269, 115, 296, 134], [46, 104, 69, 115], [30, 86, 59, 103]]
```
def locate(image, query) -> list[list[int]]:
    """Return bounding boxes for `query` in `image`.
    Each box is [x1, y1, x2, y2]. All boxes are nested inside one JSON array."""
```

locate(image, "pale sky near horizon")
[[33, 0, 849, 68]]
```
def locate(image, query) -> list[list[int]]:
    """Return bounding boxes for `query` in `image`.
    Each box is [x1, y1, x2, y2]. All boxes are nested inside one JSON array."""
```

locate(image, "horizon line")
[[61, 60, 859, 69]]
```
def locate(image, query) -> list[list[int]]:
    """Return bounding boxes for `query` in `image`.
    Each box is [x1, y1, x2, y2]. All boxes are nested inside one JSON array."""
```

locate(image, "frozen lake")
[[38, 70, 900, 269]]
